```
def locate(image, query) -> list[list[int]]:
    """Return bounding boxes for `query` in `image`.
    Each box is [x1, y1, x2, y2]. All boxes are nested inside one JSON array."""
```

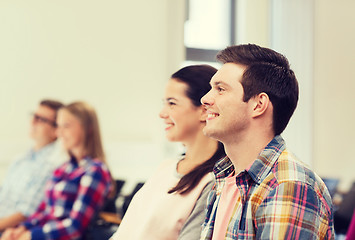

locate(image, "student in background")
[[200, 44, 334, 239], [0, 99, 67, 232], [110, 65, 225, 240], [1, 101, 113, 240]]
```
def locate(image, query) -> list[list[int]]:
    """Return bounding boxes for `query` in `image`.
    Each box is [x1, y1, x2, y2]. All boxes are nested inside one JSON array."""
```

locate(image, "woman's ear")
[[251, 92, 270, 118]]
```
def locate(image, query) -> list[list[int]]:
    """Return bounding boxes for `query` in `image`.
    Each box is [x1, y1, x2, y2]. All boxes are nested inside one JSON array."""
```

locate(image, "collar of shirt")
[[213, 135, 285, 185], [246, 135, 285, 184], [69, 155, 94, 167], [213, 157, 234, 179], [56, 156, 97, 182], [29, 141, 56, 160]]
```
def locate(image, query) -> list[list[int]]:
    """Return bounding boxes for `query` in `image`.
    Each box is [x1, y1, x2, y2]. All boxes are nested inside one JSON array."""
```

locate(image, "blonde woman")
[[1, 101, 113, 240]]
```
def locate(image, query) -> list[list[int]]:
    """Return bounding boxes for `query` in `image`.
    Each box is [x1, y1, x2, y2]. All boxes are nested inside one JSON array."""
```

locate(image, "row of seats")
[[85, 180, 145, 240], [322, 178, 355, 235]]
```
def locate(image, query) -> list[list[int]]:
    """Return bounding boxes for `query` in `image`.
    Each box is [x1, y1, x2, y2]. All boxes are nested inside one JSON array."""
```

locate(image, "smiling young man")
[[0, 99, 68, 232], [200, 44, 334, 239]]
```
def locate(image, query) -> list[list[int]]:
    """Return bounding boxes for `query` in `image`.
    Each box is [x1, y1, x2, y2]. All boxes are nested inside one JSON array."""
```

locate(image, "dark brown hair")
[[217, 44, 299, 135], [40, 99, 64, 121], [168, 142, 225, 195], [168, 65, 226, 195]]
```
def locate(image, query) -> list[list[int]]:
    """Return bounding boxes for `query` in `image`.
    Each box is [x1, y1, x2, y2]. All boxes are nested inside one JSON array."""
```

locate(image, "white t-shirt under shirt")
[[110, 159, 213, 240]]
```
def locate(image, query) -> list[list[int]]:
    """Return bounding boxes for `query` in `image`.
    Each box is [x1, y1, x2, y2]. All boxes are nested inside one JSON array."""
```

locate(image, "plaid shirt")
[[201, 135, 335, 240], [23, 156, 111, 240]]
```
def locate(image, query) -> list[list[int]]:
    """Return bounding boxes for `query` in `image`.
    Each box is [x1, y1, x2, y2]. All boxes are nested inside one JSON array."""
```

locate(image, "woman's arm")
[[29, 164, 111, 240], [178, 181, 214, 240]]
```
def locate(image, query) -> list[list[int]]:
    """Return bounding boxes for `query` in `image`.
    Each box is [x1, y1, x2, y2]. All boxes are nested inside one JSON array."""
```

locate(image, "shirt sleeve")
[[29, 165, 111, 240], [22, 201, 47, 229], [17, 166, 54, 217], [0, 154, 54, 218], [255, 181, 334, 239], [178, 181, 214, 240]]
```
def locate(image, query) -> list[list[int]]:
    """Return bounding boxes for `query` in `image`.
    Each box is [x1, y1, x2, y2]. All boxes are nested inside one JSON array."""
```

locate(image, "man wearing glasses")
[[0, 99, 68, 232]]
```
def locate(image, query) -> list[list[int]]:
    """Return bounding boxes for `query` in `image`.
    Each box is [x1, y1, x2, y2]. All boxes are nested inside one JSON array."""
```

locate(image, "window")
[[184, 0, 236, 62]]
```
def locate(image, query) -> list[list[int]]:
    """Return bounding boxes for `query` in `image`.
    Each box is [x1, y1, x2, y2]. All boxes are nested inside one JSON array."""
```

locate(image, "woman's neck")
[[70, 147, 85, 162], [177, 132, 219, 175]]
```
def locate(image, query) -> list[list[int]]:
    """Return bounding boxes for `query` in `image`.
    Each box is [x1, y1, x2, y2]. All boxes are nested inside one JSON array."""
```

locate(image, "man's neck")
[[33, 141, 52, 152], [184, 131, 218, 163], [224, 133, 274, 174]]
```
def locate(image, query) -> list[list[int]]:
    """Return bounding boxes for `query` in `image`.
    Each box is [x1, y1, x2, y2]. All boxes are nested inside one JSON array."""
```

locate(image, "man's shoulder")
[[274, 150, 316, 184], [271, 149, 331, 204], [4, 149, 33, 172]]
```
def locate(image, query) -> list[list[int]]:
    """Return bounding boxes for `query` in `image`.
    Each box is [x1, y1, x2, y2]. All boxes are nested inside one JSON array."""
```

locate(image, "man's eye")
[[168, 101, 176, 106], [217, 87, 224, 92]]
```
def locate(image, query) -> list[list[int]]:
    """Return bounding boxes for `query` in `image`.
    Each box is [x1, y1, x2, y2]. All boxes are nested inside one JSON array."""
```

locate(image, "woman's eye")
[[168, 101, 176, 106]]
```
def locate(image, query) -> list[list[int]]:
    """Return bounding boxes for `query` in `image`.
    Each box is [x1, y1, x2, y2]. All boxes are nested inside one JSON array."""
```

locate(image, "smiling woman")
[[56, 108, 86, 158], [159, 79, 204, 143], [110, 65, 226, 240]]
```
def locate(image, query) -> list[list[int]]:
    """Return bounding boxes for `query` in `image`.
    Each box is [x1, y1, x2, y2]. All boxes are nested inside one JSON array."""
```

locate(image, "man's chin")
[[203, 126, 217, 139], [29, 133, 37, 141]]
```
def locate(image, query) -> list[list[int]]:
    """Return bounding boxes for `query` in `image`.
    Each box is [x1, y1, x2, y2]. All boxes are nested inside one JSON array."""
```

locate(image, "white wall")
[[0, 0, 185, 190], [270, 0, 314, 167], [236, 0, 270, 47], [1, 0, 354, 192], [236, 0, 314, 166], [236, 0, 355, 191], [313, 0, 355, 191]]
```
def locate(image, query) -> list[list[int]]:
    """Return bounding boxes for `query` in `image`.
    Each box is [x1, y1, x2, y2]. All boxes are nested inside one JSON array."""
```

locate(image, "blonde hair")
[[61, 101, 106, 164]]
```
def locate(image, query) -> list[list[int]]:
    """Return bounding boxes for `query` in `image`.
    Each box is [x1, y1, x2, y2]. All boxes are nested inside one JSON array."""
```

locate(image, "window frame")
[[184, 0, 236, 62]]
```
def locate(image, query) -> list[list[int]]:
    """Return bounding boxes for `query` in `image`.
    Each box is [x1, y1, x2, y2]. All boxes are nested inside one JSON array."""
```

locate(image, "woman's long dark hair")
[[167, 65, 226, 195]]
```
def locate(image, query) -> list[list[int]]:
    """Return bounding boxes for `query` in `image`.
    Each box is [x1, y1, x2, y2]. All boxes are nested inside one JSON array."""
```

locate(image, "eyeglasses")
[[31, 113, 57, 127]]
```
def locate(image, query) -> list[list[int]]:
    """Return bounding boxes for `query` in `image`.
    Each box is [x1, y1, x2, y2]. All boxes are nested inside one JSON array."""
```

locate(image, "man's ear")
[[251, 92, 270, 118]]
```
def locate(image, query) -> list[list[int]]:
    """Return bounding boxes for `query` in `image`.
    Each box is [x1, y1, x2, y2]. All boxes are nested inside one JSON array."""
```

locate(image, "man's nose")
[[201, 90, 213, 106]]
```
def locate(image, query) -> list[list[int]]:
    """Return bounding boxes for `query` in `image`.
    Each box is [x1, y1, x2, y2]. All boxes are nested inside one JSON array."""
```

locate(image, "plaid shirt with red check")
[[23, 157, 112, 240], [201, 135, 335, 240]]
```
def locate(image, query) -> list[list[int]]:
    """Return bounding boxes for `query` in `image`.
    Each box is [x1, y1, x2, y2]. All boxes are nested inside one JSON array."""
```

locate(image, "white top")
[[110, 159, 213, 240]]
